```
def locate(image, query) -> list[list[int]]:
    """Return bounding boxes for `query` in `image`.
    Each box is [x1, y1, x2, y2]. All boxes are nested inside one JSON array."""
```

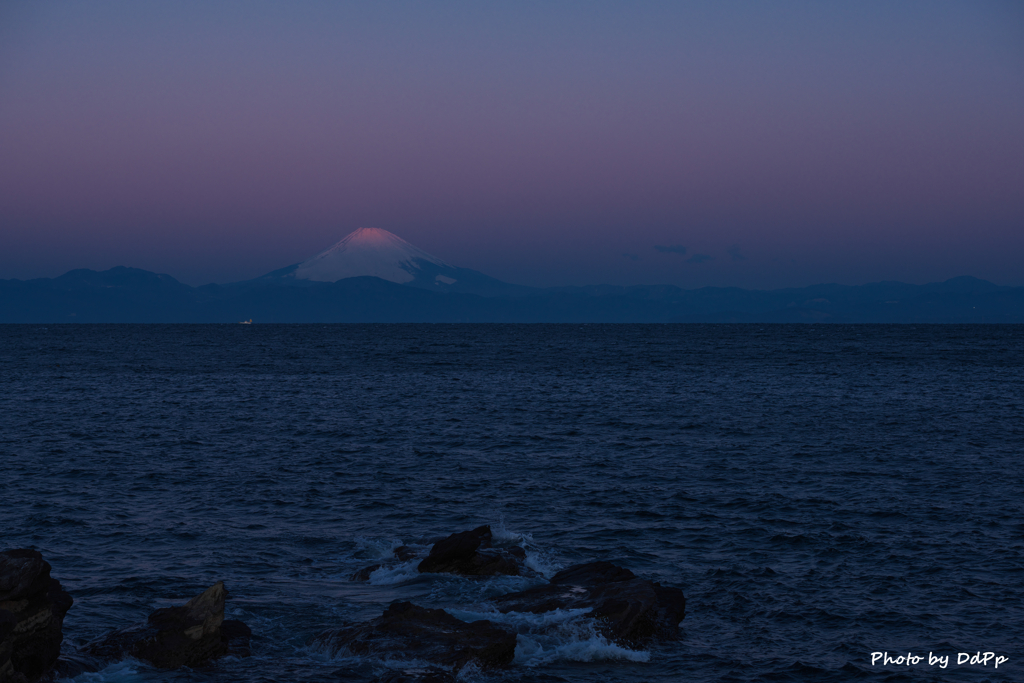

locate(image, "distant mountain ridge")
[[1, 228, 1021, 322], [1, 267, 1021, 323]]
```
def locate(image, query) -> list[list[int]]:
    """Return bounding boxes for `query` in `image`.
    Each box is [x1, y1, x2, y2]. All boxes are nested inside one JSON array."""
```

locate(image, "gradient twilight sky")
[[1, 1, 1022, 288]]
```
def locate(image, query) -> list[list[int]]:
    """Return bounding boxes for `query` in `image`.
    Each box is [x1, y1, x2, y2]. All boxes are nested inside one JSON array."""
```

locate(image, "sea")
[[1, 324, 1022, 682]]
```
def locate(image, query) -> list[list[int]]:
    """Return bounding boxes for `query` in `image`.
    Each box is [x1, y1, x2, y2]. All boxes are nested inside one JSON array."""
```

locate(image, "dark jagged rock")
[[0, 549, 73, 683], [417, 526, 524, 577], [311, 601, 516, 672], [81, 582, 250, 669], [491, 561, 685, 648]]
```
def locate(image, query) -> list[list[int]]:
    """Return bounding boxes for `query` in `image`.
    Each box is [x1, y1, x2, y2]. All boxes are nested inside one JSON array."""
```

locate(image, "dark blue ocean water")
[[2, 324, 1022, 682]]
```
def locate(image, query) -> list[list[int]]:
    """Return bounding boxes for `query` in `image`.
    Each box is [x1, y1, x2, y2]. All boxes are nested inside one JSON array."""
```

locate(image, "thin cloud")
[[727, 244, 746, 261], [623, 253, 640, 261], [688, 254, 714, 263], [654, 245, 687, 254]]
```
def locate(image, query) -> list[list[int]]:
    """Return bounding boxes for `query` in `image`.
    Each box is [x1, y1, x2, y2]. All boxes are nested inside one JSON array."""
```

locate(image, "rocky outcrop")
[[311, 601, 516, 673], [417, 526, 526, 577], [0, 549, 73, 683], [81, 582, 250, 669], [316, 531, 687, 677], [352, 530, 531, 582], [491, 560, 686, 648]]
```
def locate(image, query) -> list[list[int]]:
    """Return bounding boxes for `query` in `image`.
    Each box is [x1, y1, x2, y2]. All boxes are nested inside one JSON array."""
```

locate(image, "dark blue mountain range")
[[2, 267, 1021, 323]]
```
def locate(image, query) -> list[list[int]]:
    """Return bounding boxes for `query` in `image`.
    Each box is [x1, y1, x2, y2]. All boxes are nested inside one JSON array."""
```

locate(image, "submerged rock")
[[0, 549, 73, 683], [491, 560, 685, 647], [311, 601, 516, 672], [352, 545, 423, 582], [417, 526, 525, 577], [393, 546, 417, 562], [350, 564, 382, 582], [81, 582, 250, 669]]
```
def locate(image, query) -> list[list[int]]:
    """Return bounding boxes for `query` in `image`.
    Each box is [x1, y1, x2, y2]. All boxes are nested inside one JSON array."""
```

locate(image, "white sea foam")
[[491, 516, 529, 544], [377, 656, 441, 669], [514, 632, 651, 666], [524, 549, 562, 579], [454, 660, 483, 680], [450, 606, 649, 666], [491, 516, 562, 578], [368, 560, 420, 585]]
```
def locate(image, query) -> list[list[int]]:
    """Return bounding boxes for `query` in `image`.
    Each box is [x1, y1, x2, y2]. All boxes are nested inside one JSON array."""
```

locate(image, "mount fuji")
[[261, 227, 530, 297]]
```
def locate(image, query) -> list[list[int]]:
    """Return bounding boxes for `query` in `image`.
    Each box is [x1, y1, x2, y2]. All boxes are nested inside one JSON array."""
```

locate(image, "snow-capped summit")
[[293, 227, 450, 284], [259, 227, 531, 297]]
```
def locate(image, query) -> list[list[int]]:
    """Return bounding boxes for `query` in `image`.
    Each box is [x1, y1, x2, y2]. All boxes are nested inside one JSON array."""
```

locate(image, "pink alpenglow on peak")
[[294, 228, 450, 284]]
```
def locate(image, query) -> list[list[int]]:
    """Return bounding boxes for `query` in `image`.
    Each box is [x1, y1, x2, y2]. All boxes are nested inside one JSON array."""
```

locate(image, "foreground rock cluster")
[[3, 526, 685, 683], [0, 549, 248, 683], [335, 525, 687, 680]]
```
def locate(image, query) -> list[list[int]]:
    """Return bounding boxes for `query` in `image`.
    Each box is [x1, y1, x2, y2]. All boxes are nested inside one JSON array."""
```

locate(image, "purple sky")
[[1, 1, 1022, 288]]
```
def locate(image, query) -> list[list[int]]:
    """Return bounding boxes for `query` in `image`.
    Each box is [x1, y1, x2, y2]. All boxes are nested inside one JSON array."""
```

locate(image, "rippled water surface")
[[2, 324, 1023, 682]]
